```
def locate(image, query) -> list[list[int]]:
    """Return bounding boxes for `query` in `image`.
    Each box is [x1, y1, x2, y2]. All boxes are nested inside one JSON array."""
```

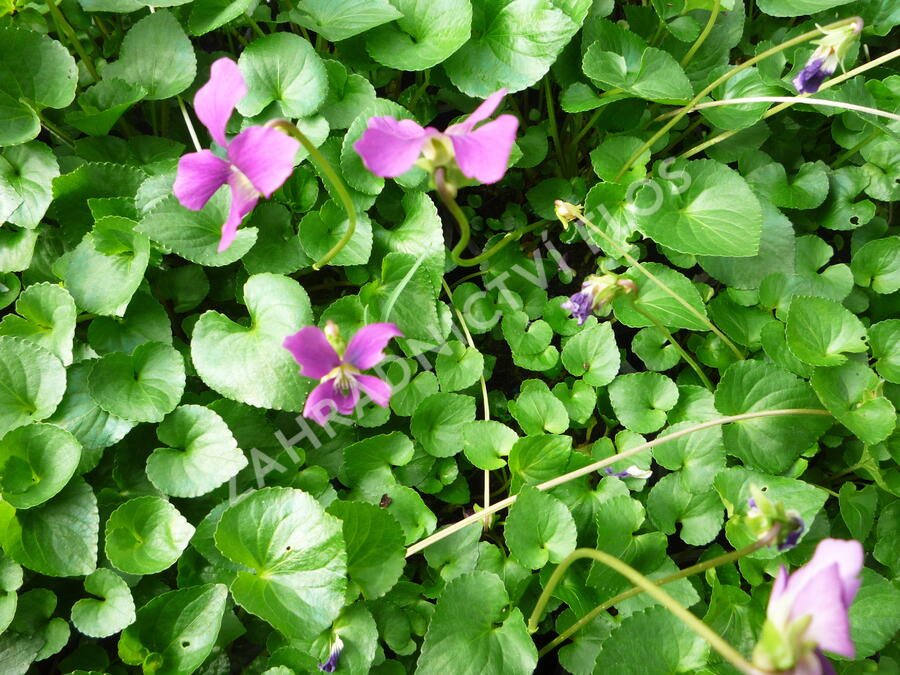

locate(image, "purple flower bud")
[[318, 636, 344, 673], [792, 56, 836, 94], [561, 291, 593, 325], [778, 512, 805, 551]]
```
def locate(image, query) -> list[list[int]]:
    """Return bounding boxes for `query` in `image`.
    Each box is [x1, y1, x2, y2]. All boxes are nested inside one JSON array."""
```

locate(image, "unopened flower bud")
[[793, 18, 864, 94], [554, 200, 583, 229]]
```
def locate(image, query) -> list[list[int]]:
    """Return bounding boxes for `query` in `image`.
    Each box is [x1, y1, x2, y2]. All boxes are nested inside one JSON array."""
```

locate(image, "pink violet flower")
[[353, 89, 519, 185], [173, 57, 300, 253], [283, 321, 403, 425], [752, 538, 863, 674]]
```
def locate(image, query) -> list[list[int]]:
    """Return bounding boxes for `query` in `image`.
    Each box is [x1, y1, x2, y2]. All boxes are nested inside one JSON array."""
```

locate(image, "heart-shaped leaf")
[[71, 568, 135, 638], [0, 423, 81, 509], [105, 496, 195, 575]]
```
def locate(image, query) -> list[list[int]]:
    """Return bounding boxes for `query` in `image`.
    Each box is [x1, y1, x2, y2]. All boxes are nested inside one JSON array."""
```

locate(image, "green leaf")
[[504, 486, 577, 569], [632, 326, 681, 371], [0, 29, 77, 145], [462, 420, 517, 470], [508, 385, 569, 435], [443, 0, 581, 97], [851, 236, 900, 294], [188, 0, 253, 35], [416, 571, 537, 675], [785, 295, 868, 366], [838, 483, 877, 541], [118, 584, 227, 675], [818, 166, 876, 231], [508, 434, 580, 490], [361, 252, 440, 342], [608, 372, 679, 433], [869, 319, 900, 383], [341, 431, 415, 500], [2, 478, 98, 577], [366, 0, 472, 71], [87, 291, 171, 356], [561, 322, 619, 386], [611, 263, 710, 331], [298, 200, 373, 266], [321, 60, 376, 130], [0, 283, 75, 365], [647, 473, 723, 545], [327, 500, 405, 600], [810, 361, 896, 445], [757, 0, 856, 18], [66, 79, 147, 136], [0, 423, 81, 509], [652, 421, 725, 493], [0, 142, 59, 228], [6, 588, 70, 663], [848, 569, 900, 659], [410, 393, 476, 457], [191, 273, 314, 411], [583, 20, 693, 102], [146, 405, 248, 498], [633, 159, 763, 257], [70, 569, 135, 638], [594, 606, 707, 674], [214, 487, 347, 639], [372, 191, 445, 293], [0, 336, 66, 438], [237, 33, 327, 118], [502, 310, 554, 355], [105, 496, 195, 575], [288, 0, 403, 41], [63, 217, 151, 317], [89, 341, 185, 423], [435, 341, 484, 392], [104, 11, 197, 100], [745, 160, 829, 210], [715, 360, 830, 473], [699, 67, 782, 130], [138, 192, 258, 266]]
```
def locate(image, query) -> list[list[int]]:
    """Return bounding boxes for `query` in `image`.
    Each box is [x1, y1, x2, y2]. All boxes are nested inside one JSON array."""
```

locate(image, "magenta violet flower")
[[283, 321, 403, 425], [752, 538, 863, 675], [353, 89, 519, 185], [173, 58, 300, 253]]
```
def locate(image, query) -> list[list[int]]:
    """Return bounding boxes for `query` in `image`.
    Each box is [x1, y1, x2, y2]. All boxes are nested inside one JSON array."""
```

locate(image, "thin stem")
[[46, 0, 100, 81], [177, 97, 202, 152], [245, 13, 266, 38], [568, 88, 624, 149], [631, 300, 714, 391], [657, 96, 900, 122], [404, 409, 831, 557], [529, 549, 765, 674], [537, 526, 781, 656], [435, 170, 548, 267], [833, 130, 880, 169], [35, 110, 75, 148], [614, 16, 861, 182], [544, 78, 567, 175], [274, 121, 357, 270], [680, 0, 720, 67], [680, 47, 900, 160], [573, 211, 744, 360]]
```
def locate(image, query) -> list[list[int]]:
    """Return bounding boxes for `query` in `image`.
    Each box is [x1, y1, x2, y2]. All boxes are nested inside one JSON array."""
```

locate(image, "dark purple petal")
[[446, 88, 508, 135], [449, 114, 519, 184], [195, 57, 247, 148], [283, 326, 341, 380], [561, 291, 593, 326], [318, 638, 344, 673], [816, 649, 837, 675], [778, 514, 805, 551], [793, 57, 834, 94], [227, 126, 300, 198], [304, 380, 338, 426], [173, 150, 230, 211], [353, 116, 429, 177], [219, 172, 259, 252], [356, 374, 392, 407], [344, 323, 403, 371]]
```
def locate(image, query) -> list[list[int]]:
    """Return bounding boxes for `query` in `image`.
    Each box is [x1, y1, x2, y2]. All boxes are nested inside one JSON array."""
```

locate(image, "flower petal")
[[446, 88, 508, 135], [173, 150, 230, 211], [283, 326, 341, 380], [219, 172, 259, 252], [227, 126, 300, 198], [789, 562, 855, 658], [449, 114, 519, 184], [195, 57, 247, 148], [787, 539, 864, 608], [332, 381, 360, 415], [353, 117, 428, 178], [344, 323, 404, 370], [304, 380, 338, 426], [356, 374, 392, 408]]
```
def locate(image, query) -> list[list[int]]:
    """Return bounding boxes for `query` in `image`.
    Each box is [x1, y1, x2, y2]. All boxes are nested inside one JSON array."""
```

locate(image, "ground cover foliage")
[[0, 0, 898, 673]]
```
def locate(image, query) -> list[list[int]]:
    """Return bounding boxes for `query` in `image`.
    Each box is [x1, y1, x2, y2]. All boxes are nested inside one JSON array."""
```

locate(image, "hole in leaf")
[[182, 641, 190, 648], [850, 216, 859, 225]]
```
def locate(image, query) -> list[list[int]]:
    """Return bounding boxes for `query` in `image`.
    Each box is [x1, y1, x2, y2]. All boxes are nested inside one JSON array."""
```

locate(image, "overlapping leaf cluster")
[[0, 0, 898, 674]]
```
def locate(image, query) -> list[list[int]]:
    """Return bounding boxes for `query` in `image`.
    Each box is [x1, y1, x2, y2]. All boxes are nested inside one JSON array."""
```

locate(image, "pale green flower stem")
[[405, 408, 830, 557], [533, 525, 781, 657], [528, 547, 772, 674], [46, 0, 100, 82], [656, 96, 900, 122], [614, 16, 863, 183], [680, 0, 721, 68], [572, 210, 745, 360]]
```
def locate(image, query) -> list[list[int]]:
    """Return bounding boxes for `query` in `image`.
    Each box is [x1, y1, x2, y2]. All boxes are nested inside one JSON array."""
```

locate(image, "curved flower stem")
[[435, 169, 548, 267], [613, 16, 862, 182], [536, 526, 781, 656], [404, 408, 830, 557], [680, 46, 900, 160], [629, 299, 714, 391], [573, 211, 744, 360], [544, 78, 567, 175], [528, 549, 767, 674], [46, 0, 100, 82], [177, 97, 202, 153], [275, 121, 357, 270], [568, 89, 624, 149], [441, 278, 492, 529], [656, 96, 900, 122], [680, 0, 720, 68]]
